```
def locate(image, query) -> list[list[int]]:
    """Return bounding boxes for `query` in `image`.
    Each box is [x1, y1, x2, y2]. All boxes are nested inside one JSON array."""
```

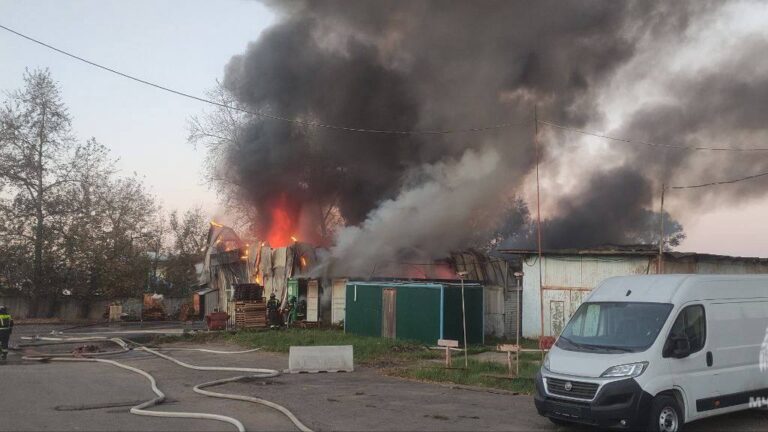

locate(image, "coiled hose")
[[22, 336, 313, 432]]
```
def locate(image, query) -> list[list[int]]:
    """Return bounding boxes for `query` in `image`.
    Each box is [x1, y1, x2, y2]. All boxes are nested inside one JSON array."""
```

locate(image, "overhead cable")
[[0, 24, 525, 135], [670, 169, 768, 189], [539, 120, 768, 152]]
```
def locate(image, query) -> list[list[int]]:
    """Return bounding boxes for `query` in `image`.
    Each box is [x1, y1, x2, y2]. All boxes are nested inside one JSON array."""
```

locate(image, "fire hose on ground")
[[21, 336, 313, 432]]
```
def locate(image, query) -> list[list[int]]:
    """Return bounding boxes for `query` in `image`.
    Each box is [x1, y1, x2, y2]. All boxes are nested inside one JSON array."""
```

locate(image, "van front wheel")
[[648, 395, 683, 432]]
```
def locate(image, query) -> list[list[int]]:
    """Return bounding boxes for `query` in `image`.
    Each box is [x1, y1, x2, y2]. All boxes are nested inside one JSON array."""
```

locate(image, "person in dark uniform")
[[284, 295, 297, 326], [0, 306, 13, 361], [266, 293, 280, 328]]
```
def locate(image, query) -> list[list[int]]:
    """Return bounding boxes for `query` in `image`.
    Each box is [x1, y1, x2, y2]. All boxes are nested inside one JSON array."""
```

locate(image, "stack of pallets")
[[234, 301, 267, 329]]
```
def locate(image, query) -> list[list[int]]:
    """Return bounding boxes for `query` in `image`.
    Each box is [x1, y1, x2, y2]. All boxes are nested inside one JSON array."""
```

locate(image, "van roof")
[[590, 274, 768, 303]]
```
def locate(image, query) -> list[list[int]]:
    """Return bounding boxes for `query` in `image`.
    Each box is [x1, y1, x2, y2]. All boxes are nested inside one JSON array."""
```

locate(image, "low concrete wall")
[[0, 296, 189, 321]]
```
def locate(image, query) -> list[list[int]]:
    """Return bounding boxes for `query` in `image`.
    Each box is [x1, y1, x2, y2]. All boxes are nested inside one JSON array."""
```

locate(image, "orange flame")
[[300, 256, 307, 268], [210, 220, 223, 228], [266, 195, 297, 247]]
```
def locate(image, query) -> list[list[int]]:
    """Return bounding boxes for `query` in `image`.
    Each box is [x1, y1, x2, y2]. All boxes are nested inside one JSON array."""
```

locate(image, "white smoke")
[[326, 147, 507, 275]]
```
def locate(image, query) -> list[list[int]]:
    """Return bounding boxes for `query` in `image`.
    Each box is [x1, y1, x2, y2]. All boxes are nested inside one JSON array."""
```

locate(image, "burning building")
[[197, 221, 525, 339], [198, 221, 327, 326]]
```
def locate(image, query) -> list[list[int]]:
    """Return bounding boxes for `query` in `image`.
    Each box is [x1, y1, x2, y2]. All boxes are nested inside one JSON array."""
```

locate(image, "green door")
[[287, 279, 299, 299]]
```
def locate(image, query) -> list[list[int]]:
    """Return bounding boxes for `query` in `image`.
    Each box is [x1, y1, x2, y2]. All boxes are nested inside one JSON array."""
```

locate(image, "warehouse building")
[[500, 245, 768, 338]]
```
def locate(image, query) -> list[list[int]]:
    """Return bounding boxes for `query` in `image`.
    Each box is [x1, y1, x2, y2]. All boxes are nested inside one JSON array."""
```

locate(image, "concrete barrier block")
[[288, 345, 354, 373]]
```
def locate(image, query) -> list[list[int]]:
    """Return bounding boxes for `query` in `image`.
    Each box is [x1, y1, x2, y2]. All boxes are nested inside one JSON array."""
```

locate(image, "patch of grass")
[[158, 328, 441, 366], [388, 358, 538, 394], [157, 328, 541, 393]]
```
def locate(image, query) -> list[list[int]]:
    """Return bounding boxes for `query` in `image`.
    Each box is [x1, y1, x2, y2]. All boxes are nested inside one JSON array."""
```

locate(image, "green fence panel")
[[344, 283, 382, 338], [395, 285, 442, 344], [442, 285, 484, 345]]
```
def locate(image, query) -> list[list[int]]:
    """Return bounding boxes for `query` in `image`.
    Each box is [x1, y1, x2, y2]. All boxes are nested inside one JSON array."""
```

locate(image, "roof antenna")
[[626, 289, 632, 297]]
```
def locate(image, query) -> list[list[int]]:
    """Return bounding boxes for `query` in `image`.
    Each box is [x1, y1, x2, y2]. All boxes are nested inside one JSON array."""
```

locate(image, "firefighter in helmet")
[[266, 293, 280, 328], [285, 295, 298, 325], [0, 306, 13, 361]]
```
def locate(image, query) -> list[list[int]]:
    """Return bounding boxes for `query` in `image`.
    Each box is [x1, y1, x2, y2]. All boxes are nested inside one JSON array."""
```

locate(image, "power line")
[[670, 169, 768, 190], [540, 119, 768, 153], [0, 23, 527, 135]]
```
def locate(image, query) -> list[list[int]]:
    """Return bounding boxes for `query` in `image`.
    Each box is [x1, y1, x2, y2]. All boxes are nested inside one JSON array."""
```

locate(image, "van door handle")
[[706, 351, 713, 367]]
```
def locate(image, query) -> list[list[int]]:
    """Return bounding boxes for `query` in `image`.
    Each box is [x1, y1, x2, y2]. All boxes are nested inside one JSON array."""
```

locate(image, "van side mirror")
[[671, 336, 691, 359]]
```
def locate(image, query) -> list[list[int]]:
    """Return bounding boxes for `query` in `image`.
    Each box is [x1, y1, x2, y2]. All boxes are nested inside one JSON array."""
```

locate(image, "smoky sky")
[[541, 168, 652, 249], [214, 0, 767, 260]]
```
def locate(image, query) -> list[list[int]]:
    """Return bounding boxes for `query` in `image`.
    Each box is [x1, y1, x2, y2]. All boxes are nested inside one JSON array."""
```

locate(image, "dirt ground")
[[2, 324, 767, 431]]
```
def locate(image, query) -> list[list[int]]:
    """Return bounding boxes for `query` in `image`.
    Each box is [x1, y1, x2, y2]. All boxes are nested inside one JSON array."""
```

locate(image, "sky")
[[0, 0, 274, 214], [1, 1, 768, 258]]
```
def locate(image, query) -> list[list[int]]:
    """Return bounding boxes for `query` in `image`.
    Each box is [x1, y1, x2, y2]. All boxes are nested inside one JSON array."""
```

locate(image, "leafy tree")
[[0, 70, 162, 314], [161, 207, 209, 296], [471, 196, 533, 253], [629, 209, 687, 251], [0, 69, 77, 312], [169, 207, 208, 256]]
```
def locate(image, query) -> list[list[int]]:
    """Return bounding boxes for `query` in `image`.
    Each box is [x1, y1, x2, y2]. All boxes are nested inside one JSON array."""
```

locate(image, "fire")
[[300, 256, 307, 268], [433, 263, 456, 279], [265, 195, 298, 247], [291, 236, 298, 243], [210, 220, 224, 228]]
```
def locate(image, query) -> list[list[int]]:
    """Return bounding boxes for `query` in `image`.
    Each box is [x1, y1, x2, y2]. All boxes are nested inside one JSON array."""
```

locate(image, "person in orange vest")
[[0, 306, 13, 361]]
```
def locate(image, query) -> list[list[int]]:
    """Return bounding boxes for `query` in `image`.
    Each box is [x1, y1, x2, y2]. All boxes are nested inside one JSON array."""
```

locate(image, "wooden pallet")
[[234, 301, 267, 329]]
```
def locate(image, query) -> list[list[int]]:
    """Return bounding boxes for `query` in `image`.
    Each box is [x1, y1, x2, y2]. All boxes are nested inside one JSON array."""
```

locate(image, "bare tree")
[[188, 82, 252, 213], [188, 82, 346, 243]]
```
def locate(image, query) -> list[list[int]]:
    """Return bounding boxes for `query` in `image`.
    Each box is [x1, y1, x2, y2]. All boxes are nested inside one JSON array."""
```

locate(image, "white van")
[[534, 274, 768, 431]]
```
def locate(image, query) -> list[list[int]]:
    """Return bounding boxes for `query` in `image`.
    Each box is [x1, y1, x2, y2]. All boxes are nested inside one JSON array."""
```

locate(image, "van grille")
[[546, 378, 599, 400]]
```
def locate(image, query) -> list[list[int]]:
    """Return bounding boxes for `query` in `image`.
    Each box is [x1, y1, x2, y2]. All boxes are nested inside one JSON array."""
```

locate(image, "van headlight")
[[543, 353, 551, 371], [600, 362, 648, 378]]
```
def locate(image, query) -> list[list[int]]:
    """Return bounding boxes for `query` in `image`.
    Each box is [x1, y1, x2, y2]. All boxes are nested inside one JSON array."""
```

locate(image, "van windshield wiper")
[[604, 345, 635, 353], [559, 337, 636, 353], [579, 343, 636, 353], [559, 336, 602, 351]]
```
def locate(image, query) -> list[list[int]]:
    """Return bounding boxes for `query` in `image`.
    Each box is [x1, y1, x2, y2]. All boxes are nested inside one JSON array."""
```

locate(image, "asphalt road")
[[2, 324, 767, 431]]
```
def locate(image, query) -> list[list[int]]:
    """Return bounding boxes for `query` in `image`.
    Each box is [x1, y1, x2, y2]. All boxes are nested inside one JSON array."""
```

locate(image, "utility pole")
[[514, 271, 523, 376], [458, 271, 469, 369], [658, 184, 666, 274], [534, 105, 545, 355]]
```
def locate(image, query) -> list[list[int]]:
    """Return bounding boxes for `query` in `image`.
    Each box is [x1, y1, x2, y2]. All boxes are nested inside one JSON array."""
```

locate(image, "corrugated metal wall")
[[344, 282, 484, 345], [203, 290, 219, 316], [522, 255, 652, 338], [484, 285, 504, 337], [442, 285, 484, 345], [522, 253, 768, 338], [504, 288, 522, 339], [394, 286, 442, 343], [331, 278, 347, 324]]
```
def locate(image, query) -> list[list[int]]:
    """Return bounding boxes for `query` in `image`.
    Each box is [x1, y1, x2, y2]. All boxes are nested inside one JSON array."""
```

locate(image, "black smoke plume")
[[208, 0, 765, 270]]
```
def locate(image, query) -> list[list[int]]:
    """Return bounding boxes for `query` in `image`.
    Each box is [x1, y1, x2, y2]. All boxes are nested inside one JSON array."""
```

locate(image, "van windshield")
[[556, 302, 673, 353]]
